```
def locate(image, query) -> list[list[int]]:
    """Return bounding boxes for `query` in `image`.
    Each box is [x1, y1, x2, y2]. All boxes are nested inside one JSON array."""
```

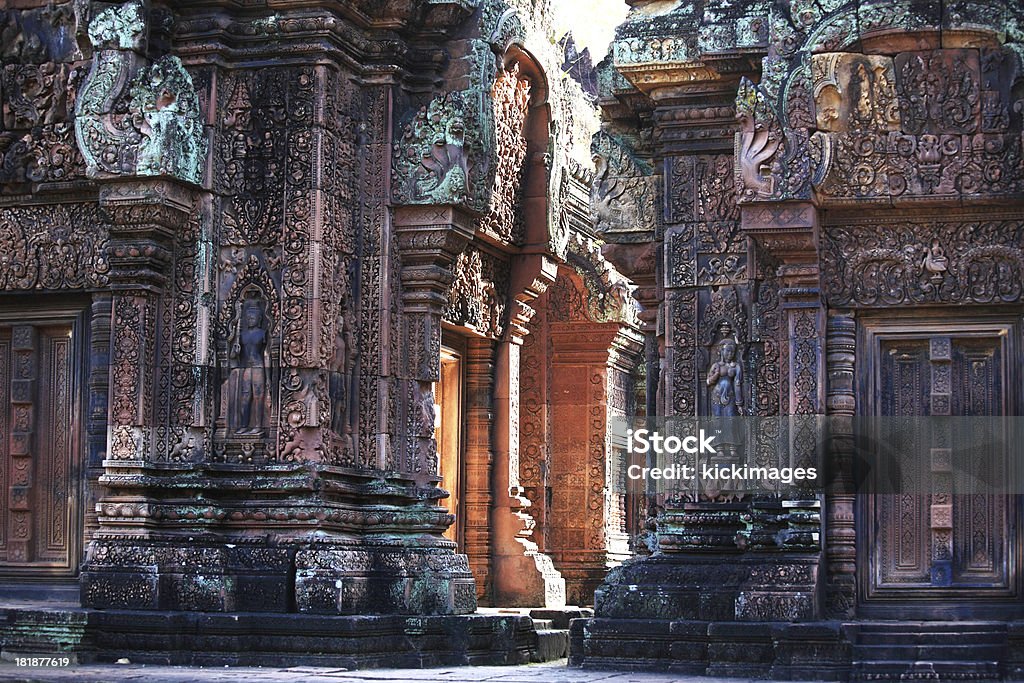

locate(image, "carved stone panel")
[[823, 216, 1024, 307], [894, 50, 980, 136], [811, 53, 900, 133], [0, 203, 108, 290]]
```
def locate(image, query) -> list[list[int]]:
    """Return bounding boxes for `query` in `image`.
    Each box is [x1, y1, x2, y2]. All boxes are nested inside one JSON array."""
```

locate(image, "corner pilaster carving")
[[825, 309, 856, 618], [101, 179, 196, 466], [393, 205, 476, 477]]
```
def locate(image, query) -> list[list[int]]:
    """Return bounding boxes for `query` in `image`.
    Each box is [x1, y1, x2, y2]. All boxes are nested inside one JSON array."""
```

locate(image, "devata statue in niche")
[[329, 308, 356, 448], [707, 336, 743, 418], [228, 289, 272, 435]]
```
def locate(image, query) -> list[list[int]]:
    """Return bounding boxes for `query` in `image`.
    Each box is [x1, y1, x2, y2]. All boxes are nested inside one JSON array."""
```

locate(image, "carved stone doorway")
[[0, 310, 85, 582], [858, 316, 1022, 619]]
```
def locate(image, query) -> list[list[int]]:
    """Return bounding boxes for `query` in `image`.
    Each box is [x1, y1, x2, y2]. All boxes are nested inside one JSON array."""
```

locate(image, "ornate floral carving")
[[823, 217, 1024, 306], [74, 1, 205, 185], [3, 63, 70, 129], [477, 64, 532, 245], [0, 203, 109, 290]]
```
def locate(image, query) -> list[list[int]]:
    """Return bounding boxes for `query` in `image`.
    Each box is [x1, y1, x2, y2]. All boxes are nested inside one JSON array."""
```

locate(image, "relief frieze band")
[[823, 213, 1024, 307]]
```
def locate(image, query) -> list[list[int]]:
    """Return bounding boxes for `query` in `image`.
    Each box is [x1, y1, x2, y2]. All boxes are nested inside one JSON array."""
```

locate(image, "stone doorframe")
[[391, 35, 571, 605]]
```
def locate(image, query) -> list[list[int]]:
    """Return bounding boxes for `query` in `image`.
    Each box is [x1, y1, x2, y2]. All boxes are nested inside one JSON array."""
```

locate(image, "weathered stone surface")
[[577, 0, 1024, 678], [0, 0, 644, 653]]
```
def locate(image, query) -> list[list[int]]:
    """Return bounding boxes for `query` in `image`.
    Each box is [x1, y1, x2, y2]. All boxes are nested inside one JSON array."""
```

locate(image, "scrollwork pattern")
[[823, 219, 1024, 306]]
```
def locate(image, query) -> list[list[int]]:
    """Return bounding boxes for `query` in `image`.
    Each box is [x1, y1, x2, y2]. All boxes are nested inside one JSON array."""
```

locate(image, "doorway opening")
[[435, 337, 466, 547]]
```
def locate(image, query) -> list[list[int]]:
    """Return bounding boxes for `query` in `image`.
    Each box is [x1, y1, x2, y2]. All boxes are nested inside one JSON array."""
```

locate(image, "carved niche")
[[216, 256, 280, 447]]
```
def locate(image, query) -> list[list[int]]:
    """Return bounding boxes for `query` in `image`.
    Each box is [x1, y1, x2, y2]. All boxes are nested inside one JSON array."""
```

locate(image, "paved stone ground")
[[0, 660, 770, 683]]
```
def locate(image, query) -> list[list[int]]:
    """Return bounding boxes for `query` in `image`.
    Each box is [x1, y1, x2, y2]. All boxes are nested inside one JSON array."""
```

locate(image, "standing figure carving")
[[228, 291, 271, 435], [329, 309, 357, 447], [707, 338, 743, 417]]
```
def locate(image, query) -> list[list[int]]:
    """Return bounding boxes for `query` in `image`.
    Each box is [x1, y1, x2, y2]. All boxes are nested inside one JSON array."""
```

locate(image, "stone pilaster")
[[81, 179, 202, 609], [491, 255, 565, 607], [393, 205, 476, 477], [463, 337, 496, 604], [825, 310, 857, 618]]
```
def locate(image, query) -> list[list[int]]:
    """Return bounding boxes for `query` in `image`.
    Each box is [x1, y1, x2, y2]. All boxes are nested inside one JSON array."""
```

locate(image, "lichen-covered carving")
[[392, 90, 491, 211], [74, 0, 205, 185], [590, 130, 656, 239]]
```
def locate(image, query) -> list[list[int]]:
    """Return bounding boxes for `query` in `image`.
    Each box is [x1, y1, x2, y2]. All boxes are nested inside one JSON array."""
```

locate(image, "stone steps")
[[479, 607, 593, 663], [850, 622, 1008, 682]]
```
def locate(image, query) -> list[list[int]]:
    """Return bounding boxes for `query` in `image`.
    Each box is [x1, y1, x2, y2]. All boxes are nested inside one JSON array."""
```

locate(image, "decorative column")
[[100, 180, 195, 465], [825, 310, 857, 617], [72, 0, 211, 610], [82, 179, 199, 609], [547, 318, 643, 606], [491, 254, 565, 607], [393, 205, 476, 476], [84, 294, 112, 542], [463, 337, 497, 604]]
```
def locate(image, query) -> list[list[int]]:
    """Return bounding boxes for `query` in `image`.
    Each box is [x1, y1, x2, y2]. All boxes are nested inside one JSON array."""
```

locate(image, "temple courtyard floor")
[[0, 661, 799, 682]]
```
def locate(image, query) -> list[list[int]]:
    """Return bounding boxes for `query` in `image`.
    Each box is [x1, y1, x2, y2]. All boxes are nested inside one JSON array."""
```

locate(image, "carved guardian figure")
[[74, 0, 205, 184]]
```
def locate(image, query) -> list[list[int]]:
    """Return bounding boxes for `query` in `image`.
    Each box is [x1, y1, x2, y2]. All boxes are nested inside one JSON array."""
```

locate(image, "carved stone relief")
[[735, 18, 1024, 207], [823, 216, 1024, 306], [74, 1, 205, 184], [444, 245, 510, 339], [591, 130, 657, 240], [477, 64, 532, 245], [811, 53, 900, 133], [0, 203, 108, 290]]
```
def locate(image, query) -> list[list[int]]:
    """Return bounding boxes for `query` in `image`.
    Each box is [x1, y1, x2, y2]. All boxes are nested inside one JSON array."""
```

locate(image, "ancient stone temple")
[[573, 0, 1024, 679], [0, 0, 642, 666]]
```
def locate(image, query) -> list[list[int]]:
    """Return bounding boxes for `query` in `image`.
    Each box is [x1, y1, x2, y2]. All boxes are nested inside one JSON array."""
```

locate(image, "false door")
[[0, 320, 81, 576], [861, 321, 1019, 615]]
